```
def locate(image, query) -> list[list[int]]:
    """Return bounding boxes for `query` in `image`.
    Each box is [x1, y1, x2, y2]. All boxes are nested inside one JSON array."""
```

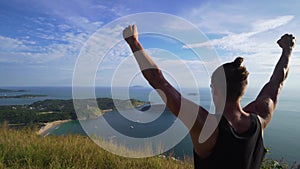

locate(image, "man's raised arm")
[[123, 25, 208, 132], [244, 34, 295, 128]]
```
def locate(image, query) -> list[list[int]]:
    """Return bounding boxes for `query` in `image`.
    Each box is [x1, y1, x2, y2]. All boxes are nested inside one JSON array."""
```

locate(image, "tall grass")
[[0, 122, 193, 169], [0, 122, 292, 169]]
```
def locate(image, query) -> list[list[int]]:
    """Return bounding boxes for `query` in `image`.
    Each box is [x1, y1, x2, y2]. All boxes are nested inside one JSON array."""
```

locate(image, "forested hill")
[[0, 98, 146, 127]]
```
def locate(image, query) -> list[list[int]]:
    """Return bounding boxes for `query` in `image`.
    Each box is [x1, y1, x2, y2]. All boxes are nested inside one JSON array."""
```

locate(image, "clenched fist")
[[277, 34, 295, 49], [123, 25, 138, 45]]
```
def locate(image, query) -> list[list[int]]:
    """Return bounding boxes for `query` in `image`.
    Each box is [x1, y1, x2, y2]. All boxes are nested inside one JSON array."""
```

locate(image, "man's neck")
[[220, 100, 246, 119]]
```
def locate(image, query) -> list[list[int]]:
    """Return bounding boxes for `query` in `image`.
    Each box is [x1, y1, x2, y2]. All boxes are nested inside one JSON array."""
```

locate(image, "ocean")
[[0, 86, 299, 164]]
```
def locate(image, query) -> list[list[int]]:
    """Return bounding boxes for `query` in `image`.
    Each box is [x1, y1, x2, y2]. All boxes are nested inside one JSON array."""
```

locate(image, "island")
[[130, 85, 147, 88], [0, 88, 28, 92], [0, 94, 47, 99]]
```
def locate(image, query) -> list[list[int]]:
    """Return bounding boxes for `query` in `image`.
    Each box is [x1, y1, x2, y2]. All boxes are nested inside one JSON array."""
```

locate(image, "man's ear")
[[213, 87, 226, 101], [212, 86, 219, 96]]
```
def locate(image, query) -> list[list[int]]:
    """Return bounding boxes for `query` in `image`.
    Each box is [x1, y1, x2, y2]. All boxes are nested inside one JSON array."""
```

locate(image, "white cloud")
[[183, 15, 294, 54], [184, 3, 251, 34], [67, 16, 103, 33], [253, 15, 294, 32], [162, 18, 196, 31], [180, 2, 300, 88], [0, 33, 83, 63], [0, 36, 28, 51], [58, 24, 72, 31], [89, 4, 107, 10], [0, 14, 107, 64]]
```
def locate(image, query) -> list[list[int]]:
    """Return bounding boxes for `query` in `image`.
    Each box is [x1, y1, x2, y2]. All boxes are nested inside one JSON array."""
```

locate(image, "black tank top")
[[194, 113, 266, 169]]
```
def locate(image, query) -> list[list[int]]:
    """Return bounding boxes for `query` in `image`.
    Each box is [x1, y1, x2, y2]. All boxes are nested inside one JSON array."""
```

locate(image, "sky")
[[1, 0, 300, 91]]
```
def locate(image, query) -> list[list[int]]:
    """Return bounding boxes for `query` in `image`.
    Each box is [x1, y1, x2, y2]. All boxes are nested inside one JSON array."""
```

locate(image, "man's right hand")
[[277, 34, 295, 49]]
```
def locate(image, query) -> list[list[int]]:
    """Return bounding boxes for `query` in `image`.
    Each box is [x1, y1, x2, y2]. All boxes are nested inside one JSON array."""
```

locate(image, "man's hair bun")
[[233, 57, 244, 67], [211, 56, 248, 101]]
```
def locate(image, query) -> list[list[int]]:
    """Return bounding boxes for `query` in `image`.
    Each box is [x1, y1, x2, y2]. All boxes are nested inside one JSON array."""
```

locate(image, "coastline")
[[37, 109, 115, 136], [37, 119, 71, 137]]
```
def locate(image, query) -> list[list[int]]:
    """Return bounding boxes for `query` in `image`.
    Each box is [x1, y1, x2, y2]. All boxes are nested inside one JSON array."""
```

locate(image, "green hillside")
[[0, 123, 193, 169], [0, 123, 290, 169]]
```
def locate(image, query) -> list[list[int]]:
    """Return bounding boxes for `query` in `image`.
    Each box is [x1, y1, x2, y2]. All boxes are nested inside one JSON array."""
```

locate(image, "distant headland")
[[0, 88, 28, 92], [0, 94, 47, 99]]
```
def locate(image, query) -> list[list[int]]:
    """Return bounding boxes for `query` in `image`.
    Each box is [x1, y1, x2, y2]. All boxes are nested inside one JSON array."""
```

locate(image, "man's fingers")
[[123, 25, 132, 39], [129, 25, 133, 32], [133, 24, 137, 33], [124, 25, 135, 34], [280, 34, 295, 41]]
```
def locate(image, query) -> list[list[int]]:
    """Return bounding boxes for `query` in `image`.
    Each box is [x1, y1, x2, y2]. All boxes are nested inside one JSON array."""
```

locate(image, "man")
[[123, 25, 295, 169]]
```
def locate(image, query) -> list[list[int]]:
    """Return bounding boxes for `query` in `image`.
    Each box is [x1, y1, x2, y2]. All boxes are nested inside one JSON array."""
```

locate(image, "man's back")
[[193, 114, 266, 169]]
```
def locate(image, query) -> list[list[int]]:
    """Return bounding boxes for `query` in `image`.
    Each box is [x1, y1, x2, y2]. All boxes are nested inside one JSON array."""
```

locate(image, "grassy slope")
[[0, 124, 193, 169], [0, 123, 289, 169]]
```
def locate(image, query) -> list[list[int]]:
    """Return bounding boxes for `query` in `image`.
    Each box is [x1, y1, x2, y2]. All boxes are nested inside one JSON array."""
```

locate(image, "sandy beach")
[[37, 119, 71, 136]]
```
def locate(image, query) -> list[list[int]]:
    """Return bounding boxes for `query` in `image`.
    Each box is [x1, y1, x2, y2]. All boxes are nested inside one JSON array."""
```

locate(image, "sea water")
[[0, 86, 299, 164]]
